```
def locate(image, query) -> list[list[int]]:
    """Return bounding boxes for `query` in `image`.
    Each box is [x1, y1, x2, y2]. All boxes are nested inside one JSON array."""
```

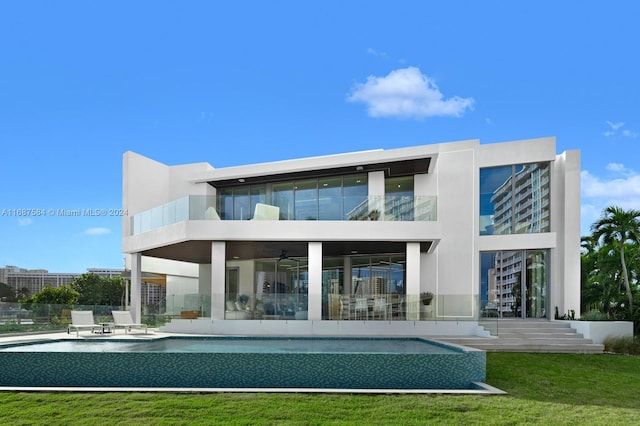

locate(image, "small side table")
[[96, 322, 114, 334]]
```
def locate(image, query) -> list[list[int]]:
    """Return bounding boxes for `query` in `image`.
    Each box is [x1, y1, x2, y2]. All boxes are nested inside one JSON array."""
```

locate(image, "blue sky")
[[1, 1, 638, 272]]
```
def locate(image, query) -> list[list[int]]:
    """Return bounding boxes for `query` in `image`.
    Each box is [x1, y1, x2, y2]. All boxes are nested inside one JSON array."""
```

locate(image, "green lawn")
[[1, 353, 639, 425]]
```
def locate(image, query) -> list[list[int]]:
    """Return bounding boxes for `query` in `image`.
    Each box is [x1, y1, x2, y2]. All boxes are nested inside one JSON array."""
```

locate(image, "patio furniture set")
[[67, 310, 148, 337]]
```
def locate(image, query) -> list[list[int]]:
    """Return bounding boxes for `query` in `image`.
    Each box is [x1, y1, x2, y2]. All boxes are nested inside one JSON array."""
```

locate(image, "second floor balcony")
[[130, 195, 437, 235]]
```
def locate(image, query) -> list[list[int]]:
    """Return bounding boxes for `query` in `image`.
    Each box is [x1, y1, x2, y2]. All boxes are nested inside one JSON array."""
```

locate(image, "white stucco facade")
[[122, 137, 581, 336]]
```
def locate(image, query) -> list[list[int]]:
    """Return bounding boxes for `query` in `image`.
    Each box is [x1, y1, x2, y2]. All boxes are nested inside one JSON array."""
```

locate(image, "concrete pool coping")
[[0, 331, 505, 395]]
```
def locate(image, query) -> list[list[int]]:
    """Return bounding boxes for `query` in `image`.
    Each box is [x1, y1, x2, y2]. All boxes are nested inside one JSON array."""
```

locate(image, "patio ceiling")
[[140, 240, 430, 264]]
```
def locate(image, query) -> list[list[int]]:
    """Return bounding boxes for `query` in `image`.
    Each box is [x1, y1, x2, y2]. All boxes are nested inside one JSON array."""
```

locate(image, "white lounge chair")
[[251, 203, 280, 220], [111, 311, 148, 334], [68, 310, 102, 337], [204, 206, 221, 220]]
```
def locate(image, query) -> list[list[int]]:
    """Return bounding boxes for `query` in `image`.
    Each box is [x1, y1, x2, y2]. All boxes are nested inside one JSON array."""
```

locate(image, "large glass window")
[[343, 175, 368, 220], [225, 242, 308, 320], [294, 179, 318, 220], [233, 187, 250, 220], [479, 163, 550, 235], [319, 177, 342, 220], [218, 188, 234, 220], [480, 250, 548, 318], [218, 185, 266, 220], [272, 182, 294, 220], [322, 253, 406, 320], [256, 258, 308, 319], [219, 174, 368, 221], [385, 176, 414, 221]]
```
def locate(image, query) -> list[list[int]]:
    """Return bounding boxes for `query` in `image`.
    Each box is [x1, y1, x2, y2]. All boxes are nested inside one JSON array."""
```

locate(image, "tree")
[[21, 285, 80, 320], [31, 285, 79, 306], [591, 206, 640, 315], [71, 273, 125, 306], [16, 287, 30, 300], [581, 236, 632, 317], [0, 282, 17, 302]]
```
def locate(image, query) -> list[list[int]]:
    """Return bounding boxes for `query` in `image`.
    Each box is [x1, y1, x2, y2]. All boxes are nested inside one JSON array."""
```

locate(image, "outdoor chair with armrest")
[[68, 310, 102, 337], [111, 310, 148, 334]]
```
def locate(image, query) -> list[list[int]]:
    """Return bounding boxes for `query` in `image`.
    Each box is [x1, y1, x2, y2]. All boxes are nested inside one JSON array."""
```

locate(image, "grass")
[[0, 353, 639, 425]]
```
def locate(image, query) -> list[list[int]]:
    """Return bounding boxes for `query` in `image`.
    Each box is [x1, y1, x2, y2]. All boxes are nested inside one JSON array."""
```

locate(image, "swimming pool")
[[0, 336, 486, 391]]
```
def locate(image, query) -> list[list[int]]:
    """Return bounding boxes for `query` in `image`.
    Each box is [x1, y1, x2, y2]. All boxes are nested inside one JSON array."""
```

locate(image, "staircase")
[[440, 320, 604, 353]]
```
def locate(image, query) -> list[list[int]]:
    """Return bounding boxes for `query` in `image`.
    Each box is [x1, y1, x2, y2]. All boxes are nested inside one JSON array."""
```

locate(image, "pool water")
[[0, 337, 460, 354], [0, 336, 486, 390]]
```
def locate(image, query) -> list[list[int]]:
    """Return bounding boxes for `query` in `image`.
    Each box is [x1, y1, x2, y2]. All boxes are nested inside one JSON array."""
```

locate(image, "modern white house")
[[122, 136, 581, 337]]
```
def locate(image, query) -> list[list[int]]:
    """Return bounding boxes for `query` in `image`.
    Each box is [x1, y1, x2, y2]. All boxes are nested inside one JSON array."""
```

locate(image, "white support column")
[[308, 242, 323, 320], [406, 242, 421, 320], [211, 241, 226, 320], [130, 252, 142, 324], [562, 150, 582, 317]]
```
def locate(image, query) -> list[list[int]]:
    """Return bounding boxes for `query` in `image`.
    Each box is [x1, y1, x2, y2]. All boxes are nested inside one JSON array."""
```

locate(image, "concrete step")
[[458, 320, 605, 354], [497, 331, 582, 338], [440, 337, 604, 354], [469, 343, 605, 354]]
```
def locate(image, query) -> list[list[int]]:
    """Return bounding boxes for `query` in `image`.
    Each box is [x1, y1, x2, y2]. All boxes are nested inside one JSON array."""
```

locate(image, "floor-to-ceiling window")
[[218, 185, 267, 220], [480, 250, 548, 318], [322, 253, 406, 320], [319, 177, 343, 220], [385, 176, 414, 221], [225, 242, 308, 320], [294, 179, 318, 220], [220, 174, 369, 221]]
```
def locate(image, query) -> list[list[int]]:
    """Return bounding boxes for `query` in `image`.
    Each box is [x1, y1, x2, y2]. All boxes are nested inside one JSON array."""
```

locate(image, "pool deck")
[[0, 330, 504, 395]]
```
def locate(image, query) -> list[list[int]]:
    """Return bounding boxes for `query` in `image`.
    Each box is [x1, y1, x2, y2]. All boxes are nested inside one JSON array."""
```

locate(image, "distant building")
[[1, 266, 122, 297]]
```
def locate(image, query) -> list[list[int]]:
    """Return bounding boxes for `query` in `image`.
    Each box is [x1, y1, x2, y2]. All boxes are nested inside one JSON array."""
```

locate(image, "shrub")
[[603, 335, 640, 355], [582, 310, 609, 321]]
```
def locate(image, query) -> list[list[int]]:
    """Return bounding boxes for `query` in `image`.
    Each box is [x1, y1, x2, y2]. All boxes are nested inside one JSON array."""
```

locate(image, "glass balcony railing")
[[165, 292, 483, 322], [130, 195, 437, 235]]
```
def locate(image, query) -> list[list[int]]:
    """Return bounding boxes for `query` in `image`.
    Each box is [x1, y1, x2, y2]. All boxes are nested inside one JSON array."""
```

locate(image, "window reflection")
[[322, 254, 406, 320], [294, 179, 318, 220], [480, 250, 547, 318], [479, 163, 550, 235], [385, 176, 414, 221]]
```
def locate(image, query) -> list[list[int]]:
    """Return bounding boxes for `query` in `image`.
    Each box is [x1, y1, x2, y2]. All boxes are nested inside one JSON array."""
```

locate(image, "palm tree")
[[591, 206, 640, 315]]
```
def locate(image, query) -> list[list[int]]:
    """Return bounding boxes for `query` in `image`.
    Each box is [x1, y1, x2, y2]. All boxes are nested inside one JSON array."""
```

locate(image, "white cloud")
[[17, 218, 32, 226], [581, 164, 640, 233], [347, 67, 474, 119], [606, 120, 625, 131], [602, 121, 637, 138], [605, 163, 628, 174], [366, 48, 387, 58], [84, 227, 111, 236]]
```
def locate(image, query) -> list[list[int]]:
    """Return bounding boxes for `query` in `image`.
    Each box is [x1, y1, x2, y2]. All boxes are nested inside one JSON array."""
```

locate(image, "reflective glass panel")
[[480, 250, 548, 319], [343, 175, 368, 220], [479, 166, 513, 235], [272, 182, 294, 220], [218, 189, 234, 220], [249, 185, 267, 216], [514, 163, 550, 234], [319, 177, 342, 220], [385, 176, 414, 221], [480, 163, 550, 235], [294, 179, 318, 220], [233, 187, 250, 220], [525, 250, 547, 318]]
